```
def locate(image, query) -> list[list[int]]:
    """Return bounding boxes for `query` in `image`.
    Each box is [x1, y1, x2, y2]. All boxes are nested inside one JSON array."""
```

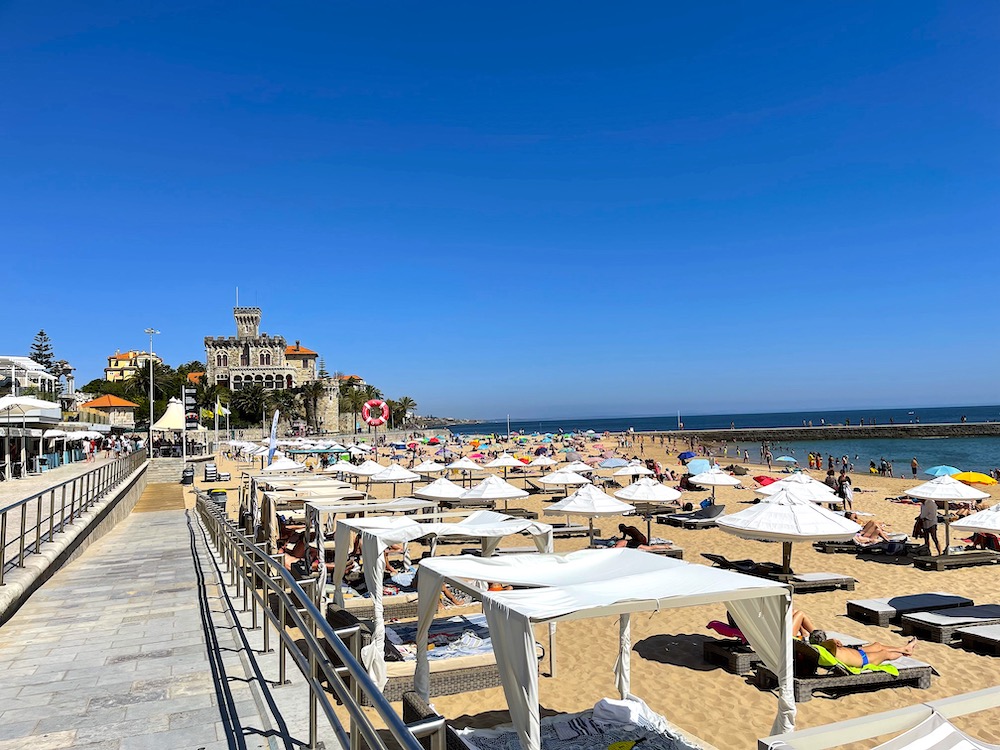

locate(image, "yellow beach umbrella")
[[953, 471, 998, 486]]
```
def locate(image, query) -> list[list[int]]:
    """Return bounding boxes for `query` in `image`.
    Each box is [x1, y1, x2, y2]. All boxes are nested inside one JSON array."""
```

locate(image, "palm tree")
[[267, 389, 301, 423], [395, 396, 417, 427], [362, 384, 383, 401], [298, 382, 326, 431], [230, 384, 266, 424], [342, 387, 366, 434]]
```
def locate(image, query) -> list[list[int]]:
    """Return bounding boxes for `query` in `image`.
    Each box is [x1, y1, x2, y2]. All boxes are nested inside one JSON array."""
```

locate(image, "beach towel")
[[813, 644, 899, 677]]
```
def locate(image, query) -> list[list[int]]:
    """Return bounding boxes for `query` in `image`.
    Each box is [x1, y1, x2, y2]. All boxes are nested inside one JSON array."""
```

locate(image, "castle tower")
[[234, 307, 262, 340], [317, 378, 340, 434]]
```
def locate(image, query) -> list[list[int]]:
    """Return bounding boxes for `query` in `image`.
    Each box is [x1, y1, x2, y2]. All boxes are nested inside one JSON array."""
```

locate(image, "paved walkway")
[[0, 495, 287, 749]]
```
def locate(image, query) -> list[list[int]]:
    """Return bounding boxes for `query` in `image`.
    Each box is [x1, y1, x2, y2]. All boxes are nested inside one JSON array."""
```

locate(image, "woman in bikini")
[[808, 629, 917, 668]]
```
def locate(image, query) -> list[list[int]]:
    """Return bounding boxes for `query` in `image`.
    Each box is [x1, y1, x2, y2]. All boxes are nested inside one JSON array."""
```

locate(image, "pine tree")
[[29, 330, 55, 373], [318, 357, 329, 379]]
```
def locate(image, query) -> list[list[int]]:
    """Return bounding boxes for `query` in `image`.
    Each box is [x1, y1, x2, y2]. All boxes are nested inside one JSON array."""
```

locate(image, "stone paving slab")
[[0, 503, 280, 749]]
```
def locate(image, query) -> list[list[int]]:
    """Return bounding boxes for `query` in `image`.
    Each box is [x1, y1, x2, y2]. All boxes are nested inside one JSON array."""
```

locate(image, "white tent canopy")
[[415, 549, 795, 750], [332, 512, 554, 691]]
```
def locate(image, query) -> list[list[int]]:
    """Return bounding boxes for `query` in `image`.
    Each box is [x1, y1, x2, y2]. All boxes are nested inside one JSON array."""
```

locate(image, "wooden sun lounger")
[[524, 478, 559, 494], [911, 550, 1000, 571], [660, 504, 725, 529], [550, 523, 598, 538], [706, 630, 861, 675], [847, 593, 974, 628], [901, 605, 1000, 643], [956, 624, 1000, 656], [753, 656, 933, 702], [778, 572, 856, 593], [438, 498, 497, 510]]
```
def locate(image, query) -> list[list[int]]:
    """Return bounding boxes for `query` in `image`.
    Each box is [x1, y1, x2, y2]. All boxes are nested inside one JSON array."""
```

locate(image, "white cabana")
[[907, 475, 990, 552], [332, 512, 554, 691], [717, 488, 861, 573], [415, 549, 795, 750], [413, 476, 466, 502], [459, 475, 529, 511], [370, 463, 421, 497]]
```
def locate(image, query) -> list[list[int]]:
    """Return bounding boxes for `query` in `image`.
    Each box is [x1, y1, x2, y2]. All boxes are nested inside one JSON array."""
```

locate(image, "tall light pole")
[[144, 328, 159, 455]]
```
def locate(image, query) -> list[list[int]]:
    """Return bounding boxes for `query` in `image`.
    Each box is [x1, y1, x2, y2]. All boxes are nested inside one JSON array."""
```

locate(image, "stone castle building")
[[204, 307, 341, 432]]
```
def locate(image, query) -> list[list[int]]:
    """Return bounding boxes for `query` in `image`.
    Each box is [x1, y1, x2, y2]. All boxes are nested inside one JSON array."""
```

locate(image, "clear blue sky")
[[2, 2, 998, 419]]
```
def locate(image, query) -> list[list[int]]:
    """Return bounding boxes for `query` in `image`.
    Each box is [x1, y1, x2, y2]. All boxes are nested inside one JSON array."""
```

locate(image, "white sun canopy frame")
[[415, 549, 795, 750], [332, 512, 554, 691]]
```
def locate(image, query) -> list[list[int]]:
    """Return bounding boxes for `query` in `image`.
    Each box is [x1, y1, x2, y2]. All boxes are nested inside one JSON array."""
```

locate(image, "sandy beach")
[[212, 435, 1000, 749]]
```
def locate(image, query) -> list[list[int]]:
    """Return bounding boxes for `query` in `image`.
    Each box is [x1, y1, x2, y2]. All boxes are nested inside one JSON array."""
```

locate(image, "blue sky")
[[2, 2, 998, 419]]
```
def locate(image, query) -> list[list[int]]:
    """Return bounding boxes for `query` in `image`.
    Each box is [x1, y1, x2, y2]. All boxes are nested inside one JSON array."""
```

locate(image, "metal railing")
[[195, 490, 445, 750], [0, 450, 148, 585]]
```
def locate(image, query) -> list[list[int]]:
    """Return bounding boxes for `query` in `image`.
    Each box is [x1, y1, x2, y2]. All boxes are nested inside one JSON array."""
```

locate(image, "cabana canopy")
[[332, 512, 554, 691], [415, 549, 794, 750]]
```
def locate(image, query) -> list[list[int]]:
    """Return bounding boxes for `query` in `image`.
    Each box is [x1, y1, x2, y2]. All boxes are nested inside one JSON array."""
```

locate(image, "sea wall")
[[654, 423, 1000, 444]]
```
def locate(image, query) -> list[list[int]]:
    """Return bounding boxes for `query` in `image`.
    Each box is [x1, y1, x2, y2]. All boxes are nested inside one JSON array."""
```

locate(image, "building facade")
[[0, 355, 59, 395], [105, 350, 161, 382], [204, 307, 319, 391], [80, 394, 139, 428]]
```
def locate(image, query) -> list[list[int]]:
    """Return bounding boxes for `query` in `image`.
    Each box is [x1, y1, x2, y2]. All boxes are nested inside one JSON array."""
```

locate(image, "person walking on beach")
[[911, 457, 919, 478], [917, 497, 942, 555]]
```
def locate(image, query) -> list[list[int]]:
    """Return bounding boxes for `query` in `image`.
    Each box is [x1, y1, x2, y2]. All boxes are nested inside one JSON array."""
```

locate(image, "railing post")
[[0, 512, 7, 585], [48, 490, 55, 542], [18, 504, 27, 567], [35, 495, 42, 553]]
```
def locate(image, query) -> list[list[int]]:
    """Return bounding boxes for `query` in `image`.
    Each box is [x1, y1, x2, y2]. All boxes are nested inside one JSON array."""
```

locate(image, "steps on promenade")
[[145, 457, 185, 483]]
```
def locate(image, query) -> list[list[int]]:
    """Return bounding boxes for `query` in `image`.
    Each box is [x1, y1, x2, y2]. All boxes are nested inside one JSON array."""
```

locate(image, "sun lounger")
[[525, 478, 559, 494], [956, 624, 1000, 656], [705, 630, 860, 675], [550, 523, 599, 538], [660, 504, 726, 528], [438, 497, 496, 510], [753, 655, 933, 702], [701, 554, 854, 592], [900, 605, 1000, 643], [911, 550, 1000, 571], [847, 593, 974, 627], [813, 536, 916, 555]]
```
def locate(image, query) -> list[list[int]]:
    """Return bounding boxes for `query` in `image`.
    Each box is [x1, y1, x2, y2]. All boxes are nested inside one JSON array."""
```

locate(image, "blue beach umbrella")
[[925, 465, 962, 477], [599, 458, 629, 469], [678, 451, 697, 460], [775, 456, 797, 463], [686, 458, 711, 475]]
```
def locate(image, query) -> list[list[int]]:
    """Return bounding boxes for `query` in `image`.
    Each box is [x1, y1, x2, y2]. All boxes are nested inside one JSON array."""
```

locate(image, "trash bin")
[[209, 489, 227, 507], [182, 465, 195, 485]]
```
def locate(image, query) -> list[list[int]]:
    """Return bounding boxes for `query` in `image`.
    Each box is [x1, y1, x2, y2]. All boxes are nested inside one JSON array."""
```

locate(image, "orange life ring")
[[362, 399, 390, 427]]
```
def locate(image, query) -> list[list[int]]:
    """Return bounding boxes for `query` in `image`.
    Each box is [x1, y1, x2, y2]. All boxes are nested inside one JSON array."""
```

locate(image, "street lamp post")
[[144, 328, 159, 456]]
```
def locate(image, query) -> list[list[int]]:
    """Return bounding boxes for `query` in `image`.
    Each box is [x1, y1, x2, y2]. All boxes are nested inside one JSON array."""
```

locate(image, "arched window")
[[232, 375, 243, 390], [216, 353, 228, 368], [259, 352, 271, 366], [287, 375, 293, 389], [240, 351, 249, 367]]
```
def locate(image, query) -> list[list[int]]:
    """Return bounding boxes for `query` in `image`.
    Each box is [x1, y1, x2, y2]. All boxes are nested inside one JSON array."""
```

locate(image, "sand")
[[208, 435, 1000, 749]]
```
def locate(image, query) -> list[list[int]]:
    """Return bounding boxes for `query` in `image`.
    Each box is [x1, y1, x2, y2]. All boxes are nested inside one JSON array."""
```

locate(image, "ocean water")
[[446, 405, 1000, 473]]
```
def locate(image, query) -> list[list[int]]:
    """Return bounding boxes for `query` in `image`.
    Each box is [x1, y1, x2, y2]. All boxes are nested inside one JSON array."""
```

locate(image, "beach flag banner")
[[215, 398, 230, 416], [267, 410, 280, 466]]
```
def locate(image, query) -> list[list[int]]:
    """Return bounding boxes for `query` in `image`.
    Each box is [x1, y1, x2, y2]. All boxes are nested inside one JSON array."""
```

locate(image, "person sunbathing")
[[845, 513, 893, 544], [808, 629, 916, 668]]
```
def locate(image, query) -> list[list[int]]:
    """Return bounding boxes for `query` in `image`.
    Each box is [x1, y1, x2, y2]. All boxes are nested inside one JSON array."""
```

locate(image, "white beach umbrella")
[[0, 395, 60, 478], [459, 474, 529, 511], [906, 475, 990, 552], [447, 456, 482, 487], [412, 459, 446, 474], [370, 463, 421, 497], [613, 463, 654, 484], [353, 459, 387, 477], [413, 476, 466, 501], [756, 474, 835, 502], [690, 467, 742, 502], [562, 460, 597, 474], [717, 488, 862, 573], [528, 455, 557, 468], [538, 469, 591, 498], [952, 504, 1000, 536], [544, 483, 636, 544], [485, 453, 526, 479], [614, 477, 683, 538]]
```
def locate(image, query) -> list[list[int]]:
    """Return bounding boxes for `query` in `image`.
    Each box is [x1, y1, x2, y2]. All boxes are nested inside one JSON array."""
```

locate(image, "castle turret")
[[234, 307, 262, 339]]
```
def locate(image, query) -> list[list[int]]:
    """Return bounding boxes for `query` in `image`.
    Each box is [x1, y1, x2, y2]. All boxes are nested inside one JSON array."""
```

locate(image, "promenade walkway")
[[0, 481, 295, 749]]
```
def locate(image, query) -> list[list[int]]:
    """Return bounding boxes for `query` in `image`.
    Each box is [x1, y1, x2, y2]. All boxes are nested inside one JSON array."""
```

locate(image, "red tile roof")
[[285, 344, 317, 356], [186, 372, 205, 384]]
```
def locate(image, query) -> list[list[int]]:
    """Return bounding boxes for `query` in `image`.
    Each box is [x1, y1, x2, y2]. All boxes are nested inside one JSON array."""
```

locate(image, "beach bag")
[[912, 518, 924, 537]]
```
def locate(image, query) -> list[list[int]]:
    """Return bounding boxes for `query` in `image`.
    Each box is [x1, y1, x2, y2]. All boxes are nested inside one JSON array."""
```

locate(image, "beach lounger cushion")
[[956, 624, 1000, 656], [901, 605, 1000, 643], [847, 593, 973, 627]]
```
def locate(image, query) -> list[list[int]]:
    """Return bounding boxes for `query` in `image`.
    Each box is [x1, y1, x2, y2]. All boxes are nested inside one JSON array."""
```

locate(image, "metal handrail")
[[0, 450, 148, 585], [195, 490, 444, 750]]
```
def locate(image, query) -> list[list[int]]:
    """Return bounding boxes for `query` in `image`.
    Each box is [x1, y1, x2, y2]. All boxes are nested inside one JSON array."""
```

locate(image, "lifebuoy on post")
[[362, 399, 390, 427]]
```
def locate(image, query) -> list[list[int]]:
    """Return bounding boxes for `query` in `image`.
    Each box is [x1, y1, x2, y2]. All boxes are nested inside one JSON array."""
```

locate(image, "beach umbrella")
[[717, 488, 862, 573], [565, 451, 583, 462], [413, 477, 465, 502], [678, 451, 697, 461], [563, 460, 597, 474], [952, 504, 1000, 537], [459, 475, 529, 511], [544, 483, 636, 545], [370, 463, 421, 497], [953, 472, 998, 486], [686, 458, 711, 475], [538, 469, 591, 498], [599, 457, 629, 469], [485, 453, 524, 479], [413, 459, 446, 474], [756, 473, 835, 503], [774, 456, 797, 464], [613, 464, 654, 484], [0, 395, 60, 478], [906, 476, 990, 553], [261, 457, 307, 474], [689, 467, 741, 502], [447, 456, 482, 487], [614, 478, 682, 538], [925, 465, 962, 477], [528, 455, 557, 467]]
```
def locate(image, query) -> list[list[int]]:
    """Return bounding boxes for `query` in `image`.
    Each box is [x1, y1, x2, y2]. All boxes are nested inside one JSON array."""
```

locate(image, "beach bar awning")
[[415, 549, 795, 750]]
